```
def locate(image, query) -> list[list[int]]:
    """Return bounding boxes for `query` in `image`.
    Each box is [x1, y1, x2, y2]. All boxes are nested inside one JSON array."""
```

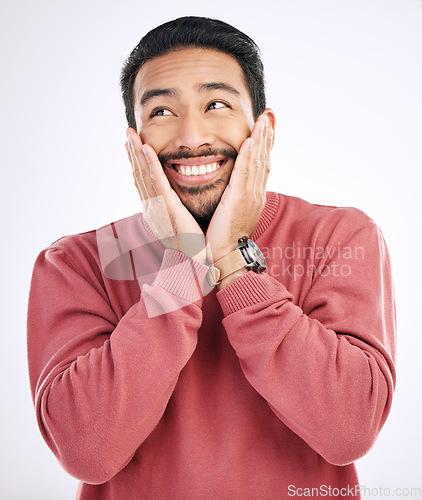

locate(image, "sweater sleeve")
[[216, 217, 396, 466], [27, 244, 207, 485]]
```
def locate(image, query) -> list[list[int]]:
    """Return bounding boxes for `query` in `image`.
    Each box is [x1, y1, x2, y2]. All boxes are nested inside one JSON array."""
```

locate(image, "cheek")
[[216, 121, 251, 152], [138, 124, 171, 154], [135, 112, 170, 152]]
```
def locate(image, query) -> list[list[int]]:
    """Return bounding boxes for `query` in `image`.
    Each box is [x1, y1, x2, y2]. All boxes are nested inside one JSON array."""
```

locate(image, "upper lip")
[[165, 156, 226, 168]]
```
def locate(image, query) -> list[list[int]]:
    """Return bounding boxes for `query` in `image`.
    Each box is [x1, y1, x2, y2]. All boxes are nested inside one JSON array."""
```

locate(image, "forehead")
[[133, 47, 249, 102]]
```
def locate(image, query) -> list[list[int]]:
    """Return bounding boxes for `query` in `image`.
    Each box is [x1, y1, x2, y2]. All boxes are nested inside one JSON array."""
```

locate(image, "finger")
[[227, 137, 254, 193], [228, 115, 266, 191], [139, 143, 188, 239], [248, 116, 267, 198], [140, 144, 174, 197], [255, 118, 271, 196], [126, 140, 148, 203], [253, 117, 268, 196], [126, 129, 150, 205], [260, 120, 273, 194], [127, 129, 157, 201], [127, 138, 173, 237]]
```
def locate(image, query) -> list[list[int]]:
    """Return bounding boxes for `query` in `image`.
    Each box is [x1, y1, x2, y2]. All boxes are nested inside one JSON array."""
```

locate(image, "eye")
[[207, 101, 229, 111], [150, 107, 173, 117]]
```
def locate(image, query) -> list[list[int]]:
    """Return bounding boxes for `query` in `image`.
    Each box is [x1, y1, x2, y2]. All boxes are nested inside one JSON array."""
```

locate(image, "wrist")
[[206, 236, 266, 289], [216, 267, 248, 291], [190, 249, 207, 265]]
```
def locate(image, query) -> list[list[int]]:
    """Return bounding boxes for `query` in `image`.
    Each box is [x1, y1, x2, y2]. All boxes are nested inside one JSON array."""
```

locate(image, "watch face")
[[246, 239, 267, 269]]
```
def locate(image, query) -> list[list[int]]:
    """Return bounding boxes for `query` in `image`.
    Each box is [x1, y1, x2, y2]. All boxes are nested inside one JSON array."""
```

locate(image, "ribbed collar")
[[251, 191, 279, 241]]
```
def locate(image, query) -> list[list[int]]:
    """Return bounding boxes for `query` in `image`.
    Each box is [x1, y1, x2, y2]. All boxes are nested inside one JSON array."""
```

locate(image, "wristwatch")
[[207, 236, 267, 286]]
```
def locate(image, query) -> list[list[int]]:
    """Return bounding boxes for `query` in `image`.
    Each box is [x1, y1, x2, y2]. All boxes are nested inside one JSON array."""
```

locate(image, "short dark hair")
[[120, 16, 266, 129]]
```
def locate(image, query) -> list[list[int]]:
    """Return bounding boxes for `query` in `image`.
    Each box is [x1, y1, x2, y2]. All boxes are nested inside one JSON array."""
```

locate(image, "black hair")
[[120, 16, 266, 129]]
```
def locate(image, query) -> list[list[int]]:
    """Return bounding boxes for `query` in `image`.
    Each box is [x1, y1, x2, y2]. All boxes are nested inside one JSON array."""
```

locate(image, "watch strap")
[[207, 248, 247, 286]]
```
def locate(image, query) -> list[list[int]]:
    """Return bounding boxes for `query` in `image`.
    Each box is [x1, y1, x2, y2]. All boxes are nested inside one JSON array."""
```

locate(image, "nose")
[[173, 112, 214, 151]]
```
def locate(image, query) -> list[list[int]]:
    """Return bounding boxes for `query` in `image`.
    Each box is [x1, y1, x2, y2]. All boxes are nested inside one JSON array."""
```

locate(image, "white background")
[[1, 0, 421, 498]]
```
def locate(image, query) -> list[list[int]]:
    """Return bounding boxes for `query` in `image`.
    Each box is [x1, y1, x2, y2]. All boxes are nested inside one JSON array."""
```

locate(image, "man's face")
[[133, 47, 255, 222]]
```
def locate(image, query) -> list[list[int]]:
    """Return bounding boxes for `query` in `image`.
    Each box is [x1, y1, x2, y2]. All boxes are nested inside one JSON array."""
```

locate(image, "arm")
[[216, 218, 396, 466], [28, 242, 207, 485], [28, 123, 210, 484]]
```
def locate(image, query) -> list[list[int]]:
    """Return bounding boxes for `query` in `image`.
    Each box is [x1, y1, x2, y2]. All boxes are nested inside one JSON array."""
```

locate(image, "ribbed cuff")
[[217, 271, 291, 316], [153, 249, 209, 302]]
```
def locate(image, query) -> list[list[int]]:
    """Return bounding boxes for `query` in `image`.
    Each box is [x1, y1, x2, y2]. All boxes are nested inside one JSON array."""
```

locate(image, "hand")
[[126, 128, 206, 264], [205, 113, 273, 264]]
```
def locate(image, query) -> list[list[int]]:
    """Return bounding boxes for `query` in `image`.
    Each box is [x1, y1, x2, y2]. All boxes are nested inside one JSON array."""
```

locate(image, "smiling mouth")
[[172, 161, 224, 176]]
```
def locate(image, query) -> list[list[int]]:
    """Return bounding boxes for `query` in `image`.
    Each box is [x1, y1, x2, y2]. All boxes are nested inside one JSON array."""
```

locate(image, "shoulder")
[[277, 192, 374, 225], [261, 192, 386, 258], [37, 212, 148, 278], [273, 192, 378, 238]]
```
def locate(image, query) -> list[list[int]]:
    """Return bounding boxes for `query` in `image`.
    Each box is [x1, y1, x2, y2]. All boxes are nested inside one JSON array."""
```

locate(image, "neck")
[[198, 220, 209, 234]]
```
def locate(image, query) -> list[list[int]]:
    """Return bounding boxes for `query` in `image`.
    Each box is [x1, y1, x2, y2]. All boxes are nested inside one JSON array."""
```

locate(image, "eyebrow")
[[139, 88, 178, 106], [139, 82, 241, 107], [196, 82, 241, 96]]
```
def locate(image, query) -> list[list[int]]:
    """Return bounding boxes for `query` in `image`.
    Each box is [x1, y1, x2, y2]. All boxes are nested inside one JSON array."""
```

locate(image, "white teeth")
[[175, 161, 222, 176]]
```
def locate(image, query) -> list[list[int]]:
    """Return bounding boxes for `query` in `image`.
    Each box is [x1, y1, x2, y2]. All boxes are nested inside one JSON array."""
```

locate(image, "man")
[[27, 16, 396, 499]]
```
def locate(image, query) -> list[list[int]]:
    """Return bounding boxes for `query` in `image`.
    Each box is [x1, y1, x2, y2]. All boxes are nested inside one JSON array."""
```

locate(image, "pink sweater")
[[27, 192, 396, 499]]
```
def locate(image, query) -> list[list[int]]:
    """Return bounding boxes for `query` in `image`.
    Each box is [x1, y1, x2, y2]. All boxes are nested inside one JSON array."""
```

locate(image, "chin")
[[179, 183, 224, 223]]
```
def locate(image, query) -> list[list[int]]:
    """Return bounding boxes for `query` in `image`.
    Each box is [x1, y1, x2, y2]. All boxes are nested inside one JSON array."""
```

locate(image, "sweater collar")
[[252, 191, 279, 241]]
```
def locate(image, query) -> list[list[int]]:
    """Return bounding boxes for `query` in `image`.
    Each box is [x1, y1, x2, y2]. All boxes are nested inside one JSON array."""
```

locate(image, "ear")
[[262, 108, 276, 148]]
